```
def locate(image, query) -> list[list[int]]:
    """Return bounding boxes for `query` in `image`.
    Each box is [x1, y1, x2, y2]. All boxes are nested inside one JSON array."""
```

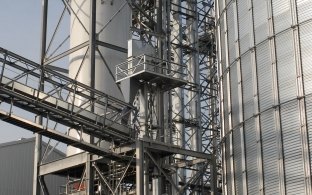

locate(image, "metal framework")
[[0, 0, 219, 194]]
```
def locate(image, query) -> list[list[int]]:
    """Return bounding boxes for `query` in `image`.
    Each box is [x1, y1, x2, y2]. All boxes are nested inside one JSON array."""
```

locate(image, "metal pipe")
[[136, 140, 144, 194]]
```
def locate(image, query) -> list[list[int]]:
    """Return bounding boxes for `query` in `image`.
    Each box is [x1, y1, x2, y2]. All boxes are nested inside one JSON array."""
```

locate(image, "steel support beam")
[[39, 153, 88, 176], [33, 0, 48, 194], [0, 110, 129, 159]]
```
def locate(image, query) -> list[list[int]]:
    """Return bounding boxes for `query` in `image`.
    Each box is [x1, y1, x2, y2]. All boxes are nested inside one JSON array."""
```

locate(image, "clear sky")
[[0, 0, 42, 143], [0, 0, 71, 144]]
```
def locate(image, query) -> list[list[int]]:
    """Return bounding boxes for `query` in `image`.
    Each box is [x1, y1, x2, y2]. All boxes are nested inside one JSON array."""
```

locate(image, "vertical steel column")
[[186, 1, 202, 194], [155, 1, 165, 193], [186, 0, 201, 153], [33, 0, 48, 194], [86, 0, 96, 194], [215, 0, 227, 193], [170, 0, 186, 193], [209, 53, 218, 195]]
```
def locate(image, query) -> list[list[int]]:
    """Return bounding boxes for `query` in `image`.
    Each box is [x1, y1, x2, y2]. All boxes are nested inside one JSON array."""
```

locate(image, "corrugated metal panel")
[[297, 0, 312, 23], [0, 138, 65, 195], [241, 52, 254, 120], [306, 95, 312, 176], [237, 0, 251, 54], [225, 134, 234, 195], [256, 41, 274, 111], [227, 2, 236, 64], [233, 127, 243, 195], [220, 16, 227, 74], [217, 0, 312, 193], [275, 30, 297, 104], [244, 118, 259, 194], [272, 0, 291, 33], [252, 0, 268, 44], [223, 75, 230, 134], [0, 139, 34, 194], [300, 21, 312, 95], [280, 100, 305, 195], [261, 109, 280, 195], [231, 63, 240, 128]]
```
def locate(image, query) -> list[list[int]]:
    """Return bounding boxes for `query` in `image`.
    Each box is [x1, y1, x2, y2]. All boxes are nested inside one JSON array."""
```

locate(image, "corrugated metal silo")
[[216, 0, 312, 194]]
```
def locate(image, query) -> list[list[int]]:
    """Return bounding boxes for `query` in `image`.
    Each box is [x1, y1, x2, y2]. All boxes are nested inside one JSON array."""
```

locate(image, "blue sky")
[[0, 0, 68, 143], [0, 0, 45, 143]]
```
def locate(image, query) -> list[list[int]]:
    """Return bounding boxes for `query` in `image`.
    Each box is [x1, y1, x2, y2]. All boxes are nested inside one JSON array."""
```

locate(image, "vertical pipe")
[[33, 0, 48, 194], [136, 140, 144, 194]]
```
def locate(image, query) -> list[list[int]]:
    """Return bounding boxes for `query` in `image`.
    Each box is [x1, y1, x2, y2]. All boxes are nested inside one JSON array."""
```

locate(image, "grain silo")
[[216, 0, 312, 194]]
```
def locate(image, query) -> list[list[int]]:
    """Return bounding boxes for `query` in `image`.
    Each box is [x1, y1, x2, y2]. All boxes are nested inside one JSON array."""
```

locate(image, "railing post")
[[0, 53, 7, 84]]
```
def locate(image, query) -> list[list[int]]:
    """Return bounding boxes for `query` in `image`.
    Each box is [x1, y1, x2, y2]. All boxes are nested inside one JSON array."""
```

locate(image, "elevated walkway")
[[0, 47, 134, 145]]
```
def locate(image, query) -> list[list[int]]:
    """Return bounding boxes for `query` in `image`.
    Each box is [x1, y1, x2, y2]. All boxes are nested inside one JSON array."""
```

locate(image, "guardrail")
[[116, 54, 187, 83], [0, 47, 135, 143]]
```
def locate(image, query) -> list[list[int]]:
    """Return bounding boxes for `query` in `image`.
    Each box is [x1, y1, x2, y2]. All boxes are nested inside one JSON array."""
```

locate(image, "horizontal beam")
[[96, 40, 127, 53], [116, 139, 211, 160], [45, 65, 68, 74], [0, 110, 128, 160], [39, 153, 88, 176], [142, 138, 211, 160], [44, 41, 89, 65]]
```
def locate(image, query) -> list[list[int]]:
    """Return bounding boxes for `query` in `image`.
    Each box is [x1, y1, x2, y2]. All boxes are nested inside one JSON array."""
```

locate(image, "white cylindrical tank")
[[67, 0, 130, 155]]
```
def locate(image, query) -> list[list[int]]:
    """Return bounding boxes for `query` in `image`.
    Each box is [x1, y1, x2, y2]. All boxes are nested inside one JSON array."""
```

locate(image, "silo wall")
[[216, 0, 312, 194]]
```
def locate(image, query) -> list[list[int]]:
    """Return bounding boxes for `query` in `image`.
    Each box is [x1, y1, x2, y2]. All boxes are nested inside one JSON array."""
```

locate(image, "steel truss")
[[0, 0, 219, 194], [128, 0, 220, 194]]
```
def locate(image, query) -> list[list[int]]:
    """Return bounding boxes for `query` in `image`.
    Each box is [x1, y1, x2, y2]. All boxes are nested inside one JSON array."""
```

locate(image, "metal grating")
[[280, 100, 305, 195], [261, 109, 281, 195]]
